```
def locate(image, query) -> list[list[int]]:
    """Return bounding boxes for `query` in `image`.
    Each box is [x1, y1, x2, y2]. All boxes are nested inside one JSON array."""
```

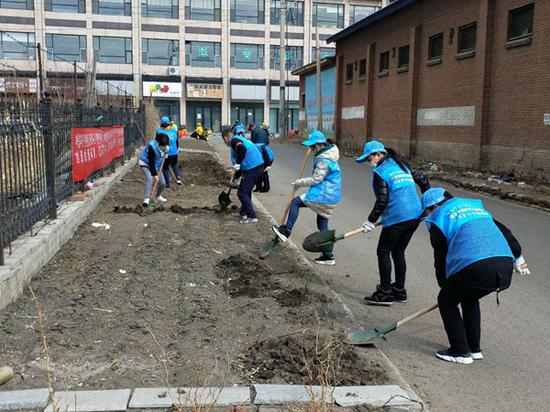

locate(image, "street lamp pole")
[[279, 0, 287, 138]]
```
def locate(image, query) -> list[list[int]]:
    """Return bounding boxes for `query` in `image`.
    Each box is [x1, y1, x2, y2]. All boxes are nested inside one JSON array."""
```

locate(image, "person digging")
[[138, 131, 170, 207], [272, 131, 342, 266], [221, 125, 264, 224], [421, 187, 529, 364]]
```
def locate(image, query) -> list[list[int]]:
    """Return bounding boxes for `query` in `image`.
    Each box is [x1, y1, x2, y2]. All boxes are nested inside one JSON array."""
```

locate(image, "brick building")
[[298, 0, 549, 178]]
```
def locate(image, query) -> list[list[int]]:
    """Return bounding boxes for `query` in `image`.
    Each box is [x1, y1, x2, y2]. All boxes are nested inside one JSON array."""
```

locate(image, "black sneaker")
[[272, 225, 291, 242], [436, 349, 473, 365], [364, 285, 394, 306], [314, 254, 335, 266], [391, 284, 408, 303]]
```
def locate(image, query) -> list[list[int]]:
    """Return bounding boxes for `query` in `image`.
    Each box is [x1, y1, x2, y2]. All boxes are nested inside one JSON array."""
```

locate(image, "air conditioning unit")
[[168, 66, 179, 75]]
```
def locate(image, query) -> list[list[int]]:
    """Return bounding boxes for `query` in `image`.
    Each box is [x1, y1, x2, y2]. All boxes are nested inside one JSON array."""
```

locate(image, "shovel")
[[218, 173, 237, 210], [148, 156, 167, 209], [302, 223, 381, 253], [259, 147, 313, 259], [345, 303, 439, 345]]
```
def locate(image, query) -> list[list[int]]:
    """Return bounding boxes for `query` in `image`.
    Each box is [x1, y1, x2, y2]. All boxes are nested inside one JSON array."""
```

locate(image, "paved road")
[[211, 138, 549, 411]]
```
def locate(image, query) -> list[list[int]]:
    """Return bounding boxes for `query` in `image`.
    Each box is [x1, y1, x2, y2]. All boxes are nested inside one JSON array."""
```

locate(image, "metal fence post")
[[0, 227, 4, 266], [42, 92, 57, 219]]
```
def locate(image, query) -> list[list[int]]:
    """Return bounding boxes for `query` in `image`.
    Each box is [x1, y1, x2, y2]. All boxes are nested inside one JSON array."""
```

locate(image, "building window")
[[93, 36, 132, 63], [230, 43, 264, 69], [311, 47, 335, 62], [0, 0, 32, 9], [270, 0, 303, 26], [349, 5, 378, 25], [508, 3, 534, 41], [141, 0, 178, 18], [92, 0, 131, 15], [185, 0, 221, 21], [457, 22, 476, 53], [45, 0, 85, 12], [379, 51, 389, 73], [46, 34, 86, 62], [313, 3, 344, 28], [428, 33, 443, 61], [142, 39, 179, 66], [345, 63, 353, 82], [270, 45, 303, 70], [230, 0, 264, 24], [185, 41, 221, 68], [0, 32, 35, 60], [358, 58, 366, 79], [398, 45, 409, 69]]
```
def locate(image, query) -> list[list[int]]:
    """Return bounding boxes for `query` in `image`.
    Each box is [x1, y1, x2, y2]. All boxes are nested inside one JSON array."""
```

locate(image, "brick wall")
[[332, 0, 549, 179]]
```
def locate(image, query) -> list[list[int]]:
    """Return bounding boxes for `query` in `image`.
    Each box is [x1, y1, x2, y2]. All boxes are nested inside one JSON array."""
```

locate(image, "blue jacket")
[[139, 141, 164, 172], [231, 136, 264, 171], [304, 148, 342, 205], [373, 157, 422, 226], [255, 143, 274, 166], [157, 127, 179, 156], [426, 198, 514, 278]]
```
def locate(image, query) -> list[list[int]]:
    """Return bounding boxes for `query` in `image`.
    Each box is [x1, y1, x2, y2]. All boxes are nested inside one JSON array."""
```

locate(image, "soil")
[[0, 139, 390, 392]]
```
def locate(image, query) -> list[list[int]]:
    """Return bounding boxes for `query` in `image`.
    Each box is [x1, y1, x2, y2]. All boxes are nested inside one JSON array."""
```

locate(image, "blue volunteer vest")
[[157, 127, 179, 156], [139, 141, 164, 172], [255, 143, 274, 164], [231, 136, 264, 171], [426, 198, 513, 278], [304, 157, 342, 205], [373, 157, 422, 226]]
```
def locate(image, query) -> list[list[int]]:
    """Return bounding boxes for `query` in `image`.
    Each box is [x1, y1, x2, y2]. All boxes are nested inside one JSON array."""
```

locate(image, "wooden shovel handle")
[[279, 147, 313, 225], [396, 303, 438, 329], [150, 156, 167, 198], [342, 222, 382, 239]]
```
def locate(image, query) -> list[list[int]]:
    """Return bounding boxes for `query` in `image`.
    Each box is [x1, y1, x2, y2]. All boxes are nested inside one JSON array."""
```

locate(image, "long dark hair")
[[384, 147, 410, 172]]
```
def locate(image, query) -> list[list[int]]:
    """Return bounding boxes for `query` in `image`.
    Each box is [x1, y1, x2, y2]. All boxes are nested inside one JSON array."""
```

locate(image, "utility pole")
[[37, 43, 44, 100], [73, 61, 77, 103], [316, 26, 323, 132], [279, 0, 287, 138]]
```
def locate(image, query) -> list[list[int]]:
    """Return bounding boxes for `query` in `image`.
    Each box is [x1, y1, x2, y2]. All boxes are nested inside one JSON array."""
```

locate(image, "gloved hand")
[[233, 164, 241, 171], [265, 166, 271, 172], [514, 255, 531, 275], [362, 221, 375, 233], [229, 179, 239, 189], [164, 154, 169, 159]]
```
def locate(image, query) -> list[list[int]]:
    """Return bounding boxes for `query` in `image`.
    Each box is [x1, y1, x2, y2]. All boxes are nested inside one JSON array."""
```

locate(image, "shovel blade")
[[218, 190, 231, 210], [302, 230, 336, 253], [259, 237, 279, 259], [345, 328, 386, 346]]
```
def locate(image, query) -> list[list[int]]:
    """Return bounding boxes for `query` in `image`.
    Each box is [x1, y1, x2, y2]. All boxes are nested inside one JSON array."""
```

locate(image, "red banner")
[[72, 125, 125, 182]]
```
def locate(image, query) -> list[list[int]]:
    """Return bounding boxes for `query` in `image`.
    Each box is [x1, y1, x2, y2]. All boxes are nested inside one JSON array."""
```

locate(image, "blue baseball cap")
[[356, 140, 387, 163], [420, 188, 447, 216], [302, 130, 327, 147], [234, 124, 246, 134], [160, 116, 170, 126]]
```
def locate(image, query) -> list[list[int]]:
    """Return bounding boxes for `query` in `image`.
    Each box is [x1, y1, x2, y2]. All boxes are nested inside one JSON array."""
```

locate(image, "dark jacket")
[[368, 152, 430, 223], [250, 127, 270, 145], [429, 217, 521, 287]]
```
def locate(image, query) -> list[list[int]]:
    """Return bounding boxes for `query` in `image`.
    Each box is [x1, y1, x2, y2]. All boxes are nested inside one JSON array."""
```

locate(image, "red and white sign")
[[72, 126, 125, 182]]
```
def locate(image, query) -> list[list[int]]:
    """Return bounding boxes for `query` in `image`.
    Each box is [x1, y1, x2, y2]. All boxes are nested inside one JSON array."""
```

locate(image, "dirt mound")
[[274, 287, 331, 307], [112, 204, 229, 215], [243, 334, 388, 385], [216, 254, 278, 298], [180, 152, 231, 187], [112, 204, 165, 215]]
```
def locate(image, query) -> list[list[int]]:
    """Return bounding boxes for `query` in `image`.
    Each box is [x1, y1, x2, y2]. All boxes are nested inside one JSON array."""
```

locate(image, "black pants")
[[438, 257, 513, 354], [238, 166, 264, 219], [377, 218, 420, 290], [255, 171, 270, 192]]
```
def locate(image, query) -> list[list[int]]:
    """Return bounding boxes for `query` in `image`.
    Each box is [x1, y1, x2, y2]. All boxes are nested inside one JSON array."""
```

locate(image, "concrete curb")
[[0, 157, 138, 310], [0, 385, 422, 411]]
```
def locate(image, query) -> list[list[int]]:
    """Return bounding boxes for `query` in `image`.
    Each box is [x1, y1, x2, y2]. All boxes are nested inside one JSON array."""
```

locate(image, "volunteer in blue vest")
[[254, 142, 274, 193], [221, 125, 264, 224], [272, 131, 342, 265], [356, 140, 430, 305], [138, 131, 170, 207], [157, 116, 182, 188], [421, 188, 529, 364]]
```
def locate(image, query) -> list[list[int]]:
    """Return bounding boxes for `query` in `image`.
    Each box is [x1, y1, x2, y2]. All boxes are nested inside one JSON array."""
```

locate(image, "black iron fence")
[[0, 93, 144, 265]]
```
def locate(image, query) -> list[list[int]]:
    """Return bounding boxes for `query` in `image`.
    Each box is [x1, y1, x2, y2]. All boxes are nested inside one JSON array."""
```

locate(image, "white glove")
[[164, 154, 169, 159], [229, 179, 239, 188], [265, 166, 271, 172], [362, 221, 375, 233], [514, 255, 531, 275], [233, 164, 241, 171]]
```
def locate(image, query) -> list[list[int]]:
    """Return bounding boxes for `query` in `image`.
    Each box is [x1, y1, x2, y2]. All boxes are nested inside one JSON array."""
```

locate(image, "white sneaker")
[[142, 198, 150, 207], [436, 349, 473, 365], [156, 195, 167, 203], [471, 352, 483, 360], [240, 217, 258, 224]]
